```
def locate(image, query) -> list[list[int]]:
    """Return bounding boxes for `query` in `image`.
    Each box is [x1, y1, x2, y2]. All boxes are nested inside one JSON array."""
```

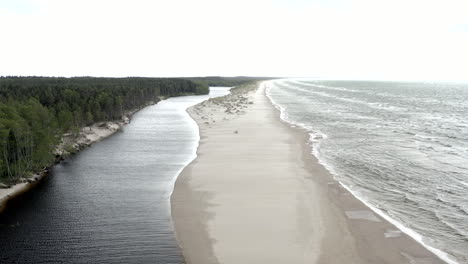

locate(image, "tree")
[[0, 76, 215, 184]]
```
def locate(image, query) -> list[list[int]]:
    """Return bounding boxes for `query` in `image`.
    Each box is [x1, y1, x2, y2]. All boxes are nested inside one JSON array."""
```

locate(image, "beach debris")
[[384, 229, 402, 238], [345, 210, 381, 222], [234, 130, 238, 134]]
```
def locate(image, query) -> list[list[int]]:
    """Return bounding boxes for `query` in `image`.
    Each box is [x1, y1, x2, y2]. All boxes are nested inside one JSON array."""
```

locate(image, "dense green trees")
[[0, 99, 57, 183], [187, 76, 272, 88], [0, 77, 208, 184]]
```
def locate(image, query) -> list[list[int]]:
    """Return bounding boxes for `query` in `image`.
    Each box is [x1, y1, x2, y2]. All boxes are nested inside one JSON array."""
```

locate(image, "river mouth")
[[0, 88, 230, 264]]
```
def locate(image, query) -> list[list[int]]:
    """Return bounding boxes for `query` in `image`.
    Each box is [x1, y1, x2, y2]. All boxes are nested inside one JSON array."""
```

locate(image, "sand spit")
[[171, 83, 446, 264]]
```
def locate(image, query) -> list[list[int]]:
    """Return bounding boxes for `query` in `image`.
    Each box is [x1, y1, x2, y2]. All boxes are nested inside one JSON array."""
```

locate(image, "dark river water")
[[0, 88, 229, 264]]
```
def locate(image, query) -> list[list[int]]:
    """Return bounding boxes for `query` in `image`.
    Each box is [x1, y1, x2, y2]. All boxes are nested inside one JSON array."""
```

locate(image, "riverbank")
[[0, 90, 233, 263], [171, 82, 447, 263], [0, 102, 152, 215]]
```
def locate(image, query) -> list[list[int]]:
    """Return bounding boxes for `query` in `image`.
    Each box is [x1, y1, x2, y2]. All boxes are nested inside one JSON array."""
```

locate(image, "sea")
[[266, 79, 468, 264]]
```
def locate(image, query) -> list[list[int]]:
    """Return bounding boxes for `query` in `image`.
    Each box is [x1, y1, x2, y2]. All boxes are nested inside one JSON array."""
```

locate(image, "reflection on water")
[[0, 88, 229, 263]]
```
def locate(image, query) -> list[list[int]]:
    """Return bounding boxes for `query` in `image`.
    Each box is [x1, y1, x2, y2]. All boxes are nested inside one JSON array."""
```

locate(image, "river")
[[0, 88, 230, 263]]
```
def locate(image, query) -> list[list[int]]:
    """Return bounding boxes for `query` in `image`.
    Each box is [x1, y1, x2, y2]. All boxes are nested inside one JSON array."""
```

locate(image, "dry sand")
[[171, 82, 446, 264], [55, 119, 129, 156]]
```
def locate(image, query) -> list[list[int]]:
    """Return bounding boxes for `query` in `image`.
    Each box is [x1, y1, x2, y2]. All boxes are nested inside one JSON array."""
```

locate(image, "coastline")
[[264, 83, 458, 264], [0, 101, 156, 215], [171, 82, 447, 263]]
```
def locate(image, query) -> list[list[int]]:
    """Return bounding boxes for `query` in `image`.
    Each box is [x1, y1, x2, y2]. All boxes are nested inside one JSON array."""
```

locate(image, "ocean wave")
[[264, 79, 467, 264], [277, 81, 411, 113]]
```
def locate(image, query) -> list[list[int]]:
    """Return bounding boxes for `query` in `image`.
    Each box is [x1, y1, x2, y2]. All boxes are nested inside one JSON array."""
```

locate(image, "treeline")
[[0, 76, 208, 184], [187, 76, 274, 88]]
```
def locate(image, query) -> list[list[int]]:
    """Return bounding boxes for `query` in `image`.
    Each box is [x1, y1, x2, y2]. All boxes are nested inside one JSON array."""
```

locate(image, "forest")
[[0, 76, 209, 185], [187, 76, 272, 88]]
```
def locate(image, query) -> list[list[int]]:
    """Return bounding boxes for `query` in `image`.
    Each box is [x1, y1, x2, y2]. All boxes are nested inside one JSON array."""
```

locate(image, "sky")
[[0, 0, 467, 80]]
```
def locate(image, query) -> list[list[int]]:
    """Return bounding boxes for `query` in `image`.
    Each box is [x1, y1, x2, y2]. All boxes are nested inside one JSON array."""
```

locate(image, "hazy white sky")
[[0, 0, 467, 80]]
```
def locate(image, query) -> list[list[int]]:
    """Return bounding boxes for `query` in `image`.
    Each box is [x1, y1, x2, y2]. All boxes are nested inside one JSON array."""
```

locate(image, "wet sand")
[[171, 83, 447, 264]]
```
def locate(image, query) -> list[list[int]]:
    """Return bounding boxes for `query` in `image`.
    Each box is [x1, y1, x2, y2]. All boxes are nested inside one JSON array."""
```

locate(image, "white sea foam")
[[264, 80, 459, 264], [340, 182, 458, 264], [290, 79, 363, 94]]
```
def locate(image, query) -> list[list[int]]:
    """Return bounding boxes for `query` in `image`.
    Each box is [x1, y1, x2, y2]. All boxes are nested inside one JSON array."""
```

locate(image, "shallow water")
[[266, 79, 468, 263], [0, 88, 229, 263]]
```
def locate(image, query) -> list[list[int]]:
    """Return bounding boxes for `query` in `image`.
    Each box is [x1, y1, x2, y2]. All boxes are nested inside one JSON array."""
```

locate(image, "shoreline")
[[0, 100, 158, 215], [172, 82, 448, 263], [264, 83, 457, 264]]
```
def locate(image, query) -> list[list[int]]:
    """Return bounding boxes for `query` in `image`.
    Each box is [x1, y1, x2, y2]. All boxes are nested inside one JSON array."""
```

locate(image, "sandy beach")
[[171, 83, 446, 264]]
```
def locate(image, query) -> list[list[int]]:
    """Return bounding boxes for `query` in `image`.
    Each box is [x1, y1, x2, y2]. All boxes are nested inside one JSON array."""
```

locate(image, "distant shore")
[[171, 82, 447, 264]]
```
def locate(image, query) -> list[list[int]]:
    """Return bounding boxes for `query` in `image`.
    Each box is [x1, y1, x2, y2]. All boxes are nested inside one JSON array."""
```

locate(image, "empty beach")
[[171, 82, 446, 264]]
